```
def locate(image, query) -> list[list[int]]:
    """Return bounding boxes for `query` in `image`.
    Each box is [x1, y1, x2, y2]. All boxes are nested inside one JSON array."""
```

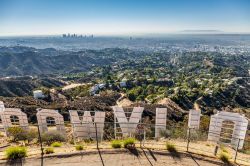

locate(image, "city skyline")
[[0, 0, 250, 36]]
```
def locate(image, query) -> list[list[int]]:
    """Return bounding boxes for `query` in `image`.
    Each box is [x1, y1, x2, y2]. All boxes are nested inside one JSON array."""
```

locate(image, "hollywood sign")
[[0, 106, 168, 139], [0, 104, 248, 149]]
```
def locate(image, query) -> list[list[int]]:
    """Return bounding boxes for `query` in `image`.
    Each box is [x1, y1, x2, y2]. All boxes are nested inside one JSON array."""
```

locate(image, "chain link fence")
[[0, 121, 249, 165]]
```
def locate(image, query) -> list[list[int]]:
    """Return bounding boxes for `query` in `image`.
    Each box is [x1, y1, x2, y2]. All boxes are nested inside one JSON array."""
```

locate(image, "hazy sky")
[[0, 0, 249, 36]]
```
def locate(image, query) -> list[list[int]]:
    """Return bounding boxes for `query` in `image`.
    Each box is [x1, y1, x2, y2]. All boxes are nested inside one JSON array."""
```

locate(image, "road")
[[0, 149, 226, 166]]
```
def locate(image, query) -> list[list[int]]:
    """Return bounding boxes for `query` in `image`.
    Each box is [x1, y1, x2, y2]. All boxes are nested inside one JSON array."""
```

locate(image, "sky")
[[0, 0, 249, 36]]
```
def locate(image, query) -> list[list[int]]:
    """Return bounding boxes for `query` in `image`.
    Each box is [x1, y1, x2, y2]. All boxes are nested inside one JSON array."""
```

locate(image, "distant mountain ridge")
[[180, 30, 224, 34]]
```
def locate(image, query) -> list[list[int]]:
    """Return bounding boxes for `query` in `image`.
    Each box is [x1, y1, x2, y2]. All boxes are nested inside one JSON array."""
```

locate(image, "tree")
[[128, 91, 136, 101]]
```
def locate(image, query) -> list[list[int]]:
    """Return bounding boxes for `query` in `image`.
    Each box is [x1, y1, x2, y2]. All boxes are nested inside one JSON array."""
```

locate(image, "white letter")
[[113, 106, 143, 137], [36, 109, 65, 134], [155, 108, 167, 138], [69, 110, 105, 140]]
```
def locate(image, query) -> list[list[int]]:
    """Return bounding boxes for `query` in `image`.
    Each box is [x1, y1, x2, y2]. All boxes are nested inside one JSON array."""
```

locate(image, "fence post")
[[37, 124, 44, 166], [114, 119, 116, 139], [94, 122, 99, 149], [234, 138, 240, 163], [72, 122, 76, 145], [214, 145, 219, 156], [95, 122, 105, 166], [187, 128, 191, 152], [138, 123, 143, 148], [143, 126, 146, 146]]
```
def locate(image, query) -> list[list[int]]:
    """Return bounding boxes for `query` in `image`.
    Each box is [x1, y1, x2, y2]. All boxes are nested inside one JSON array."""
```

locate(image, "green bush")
[[123, 138, 136, 149], [127, 91, 136, 101], [111, 140, 122, 148], [7, 127, 38, 143], [5, 146, 27, 160], [75, 145, 84, 151], [41, 131, 65, 145], [221, 148, 228, 153], [7, 127, 27, 142], [219, 152, 230, 163], [51, 142, 62, 147], [200, 115, 210, 132], [44, 147, 54, 154], [166, 142, 177, 153]]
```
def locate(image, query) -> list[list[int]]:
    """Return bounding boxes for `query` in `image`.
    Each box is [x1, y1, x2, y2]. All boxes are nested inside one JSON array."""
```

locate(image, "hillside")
[[0, 76, 65, 97], [0, 46, 249, 120], [0, 46, 144, 76]]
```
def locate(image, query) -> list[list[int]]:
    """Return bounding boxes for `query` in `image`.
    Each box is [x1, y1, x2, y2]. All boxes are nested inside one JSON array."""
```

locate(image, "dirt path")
[[0, 149, 227, 166], [62, 83, 86, 91]]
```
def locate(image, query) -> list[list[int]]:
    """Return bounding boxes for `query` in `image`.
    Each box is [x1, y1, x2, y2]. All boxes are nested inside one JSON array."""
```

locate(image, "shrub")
[[111, 140, 122, 149], [242, 138, 250, 154], [220, 145, 228, 153], [219, 152, 230, 163], [26, 129, 38, 143], [44, 147, 54, 154], [83, 138, 93, 143], [159, 129, 171, 138], [51, 142, 62, 147], [166, 142, 177, 153], [200, 115, 210, 132], [170, 127, 186, 139], [0, 133, 5, 138], [7, 127, 27, 142], [123, 138, 136, 149], [75, 145, 84, 151], [5, 146, 27, 160], [41, 131, 65, 145], [7, 127, 38, 143], [221, 148, 228, 153], [128, 91, 136, 101], [69, 139, 75, 145]]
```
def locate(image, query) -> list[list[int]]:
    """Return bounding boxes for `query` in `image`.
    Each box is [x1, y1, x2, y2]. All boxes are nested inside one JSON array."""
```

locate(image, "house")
[[120, 81, 127, 88], [98, 83, 106, 89], [120, 79, 127, 88], [90, 85, 99, 95], [33, 90, 45, 99], [89, 83, 106, 95]]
